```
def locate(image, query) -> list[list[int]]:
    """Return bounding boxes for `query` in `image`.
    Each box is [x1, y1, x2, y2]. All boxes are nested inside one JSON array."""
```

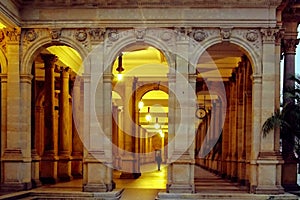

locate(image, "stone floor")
[[0, 164, 299, 199]]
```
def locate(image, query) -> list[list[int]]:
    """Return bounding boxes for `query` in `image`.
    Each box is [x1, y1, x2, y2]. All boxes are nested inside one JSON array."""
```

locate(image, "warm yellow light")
[[158, 130, 164, 138], [116, 73, 123, 81], [0, 22, 6, 29], [145, 113, 152, 122], [138, 100, 144, 110], [154, 117, 160, 129]]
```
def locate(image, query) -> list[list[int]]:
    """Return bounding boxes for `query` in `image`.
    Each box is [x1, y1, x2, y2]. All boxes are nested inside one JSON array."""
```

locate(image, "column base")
[[58, 155, 73, 182], [282, 159, 299, 191], [40, 153, 58, 184], [83, 182, 115, 192], [167, 184, 195, 193], [0, 182, 32, 192], [253, 185, 284, 194], [71, 155, 83, 179]]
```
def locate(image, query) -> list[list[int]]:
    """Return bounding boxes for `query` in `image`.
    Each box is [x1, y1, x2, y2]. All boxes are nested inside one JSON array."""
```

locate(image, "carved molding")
[[108, 29, 119, 42]]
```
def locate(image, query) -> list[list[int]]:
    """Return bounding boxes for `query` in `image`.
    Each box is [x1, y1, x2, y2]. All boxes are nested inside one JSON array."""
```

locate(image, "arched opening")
[[194, 42, 253, 192], [111, 45, 169, 189], [31, 45, 83, 185]]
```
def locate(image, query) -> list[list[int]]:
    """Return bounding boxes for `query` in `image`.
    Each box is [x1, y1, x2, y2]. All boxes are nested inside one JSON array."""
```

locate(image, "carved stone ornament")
[[246, 30, 258, 42], [193, 30, 207, 42], [108, 29, 119, 42], [88, 28, 105, 40], [50, 29, 61, 40], [220, 28, 231, 41], [134, 29, 146, 41], [6, 28, 20, 42], [260, 28, 278, 43], [75, 29, 87, 42], [25, 29, 37, 42], [0, 30, 5, 42], [283, 39, 299, 54], [160, 31, 172, 41]]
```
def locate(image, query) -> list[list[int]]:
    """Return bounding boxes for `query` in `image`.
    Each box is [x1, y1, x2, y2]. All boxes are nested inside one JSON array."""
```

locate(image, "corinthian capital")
[[282, 39, 299, 54], [260, 28, 279, 43]]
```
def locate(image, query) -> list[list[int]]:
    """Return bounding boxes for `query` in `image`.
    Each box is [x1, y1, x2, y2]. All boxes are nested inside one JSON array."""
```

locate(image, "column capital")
[[282, 38, 299, 54], [260, 28, 280, 44], [41, 54, 58, 68], [20, 74, 33, 83]]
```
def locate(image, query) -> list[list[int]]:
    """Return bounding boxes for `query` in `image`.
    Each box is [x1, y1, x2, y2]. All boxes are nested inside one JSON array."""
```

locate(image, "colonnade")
[[111, 77, 166, 176], [196, 55, 253, 189], [36, 54, 83, 183]]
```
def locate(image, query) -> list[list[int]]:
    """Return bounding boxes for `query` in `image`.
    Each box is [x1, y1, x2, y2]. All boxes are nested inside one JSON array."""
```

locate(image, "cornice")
[[18, 0, 282, 8], [0, 1, 21, 27]]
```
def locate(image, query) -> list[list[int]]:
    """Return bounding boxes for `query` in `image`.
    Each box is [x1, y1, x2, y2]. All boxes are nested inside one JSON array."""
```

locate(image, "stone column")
[[281, 22, 299, 191], [222, 83, 230, 178], [120, 77, 139, 179], [237, 66, 246, 185], [71, 77, 83, 178], [58, 66, 72, 181], [253, 28, 284, 194], [166, 37, 195, 193], [40, 54, 59, 184], [1, 29, 33, 191], [230, 74, 238, 182]]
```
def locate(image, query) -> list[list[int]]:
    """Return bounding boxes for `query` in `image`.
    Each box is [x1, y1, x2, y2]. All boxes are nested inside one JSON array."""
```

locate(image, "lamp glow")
[[145, 107, 152, 122], [138, 100, 144, 110], [154, 117, 160, 129]]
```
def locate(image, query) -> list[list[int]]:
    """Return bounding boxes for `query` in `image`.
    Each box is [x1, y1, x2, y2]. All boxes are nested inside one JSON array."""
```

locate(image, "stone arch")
[[189, 32, 261, 76], [135, 83, 169, 101], [21, 30, 88, 74], [103, 28, 176, 75]]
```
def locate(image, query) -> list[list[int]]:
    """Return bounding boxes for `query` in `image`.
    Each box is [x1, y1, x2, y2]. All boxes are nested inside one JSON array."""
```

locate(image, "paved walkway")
[[0, 164, 298, 200]]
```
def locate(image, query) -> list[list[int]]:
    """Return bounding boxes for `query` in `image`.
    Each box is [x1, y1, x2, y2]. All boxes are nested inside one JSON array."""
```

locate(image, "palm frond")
[[262, 110, 282, 137]]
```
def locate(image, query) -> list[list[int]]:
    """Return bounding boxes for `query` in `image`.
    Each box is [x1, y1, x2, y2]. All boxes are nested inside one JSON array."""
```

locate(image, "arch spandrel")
[[21, 28, 89, 75]]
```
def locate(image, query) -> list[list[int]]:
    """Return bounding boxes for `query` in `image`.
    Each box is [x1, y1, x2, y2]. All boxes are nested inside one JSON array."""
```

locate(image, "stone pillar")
[[230, 74, 238, 182], [58, 67, 72, 181], [222, 83, 230, 178], [166, 37, 195, 193], [1, 29, 33, 191], [237, 66, 246, 185], [281, 22, 299, 191], [0, 73, 7, 184], [120, 77, 139, 179], [71, 77, 83, 178], [40, 54, 59, 184], [253, 28, 284, 194]]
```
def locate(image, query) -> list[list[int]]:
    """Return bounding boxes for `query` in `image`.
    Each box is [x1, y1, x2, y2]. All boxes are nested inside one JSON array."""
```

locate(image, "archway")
[[194, 42, 253, 192], [30, 44, 83, 184], [111, 45, 169, 189]]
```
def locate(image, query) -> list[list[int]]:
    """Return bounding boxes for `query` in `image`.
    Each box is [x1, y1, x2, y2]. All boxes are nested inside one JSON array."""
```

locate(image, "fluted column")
[[40, 54, 59, 184], [58, 66, 72, 181]]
